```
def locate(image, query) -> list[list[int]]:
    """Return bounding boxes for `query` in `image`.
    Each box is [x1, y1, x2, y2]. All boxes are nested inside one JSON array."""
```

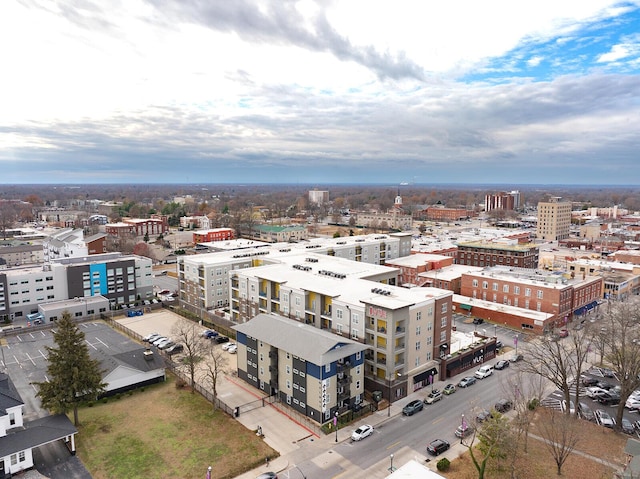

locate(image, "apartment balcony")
[[337, 388, 350, 401], [320, 309, 332, 319], [394, 340, 405, 351], [337, 374, 352, 387], [259, 290, 267, 298]]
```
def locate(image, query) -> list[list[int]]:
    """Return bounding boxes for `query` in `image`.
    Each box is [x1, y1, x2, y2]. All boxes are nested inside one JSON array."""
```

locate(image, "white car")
[[626, 397, 640, 411], [474, 365, 493, 379], [351, 424, 374, 441], [152, 336, 169, 346], [585, 386, 608, 398], [595, 409, 615, 428], [143, 332, 160, 342], [227, 344, 238, 354], [222, 342, 236, 351]]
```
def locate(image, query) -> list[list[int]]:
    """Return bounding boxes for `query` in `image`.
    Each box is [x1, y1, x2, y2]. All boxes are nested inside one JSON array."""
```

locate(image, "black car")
[[582, 376, 599, 387], [495, 340, 503, 350], [596, 391, 621, 405], [494, 399, 513, 413], [597, 380, 614, 390], [427, 439, 450, 456], [165, 343, 184, 355], [495, 360, 510, 370], [473, 318, 484, 325], [578, 402, 595, 422], [600, 368, 616, 378], [215, 336, 230, 344]]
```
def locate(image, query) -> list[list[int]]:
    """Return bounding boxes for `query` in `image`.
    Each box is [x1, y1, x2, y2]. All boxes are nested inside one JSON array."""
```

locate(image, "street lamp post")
[[334, 411, 339, 442], [430, 372, 435, 393], [389, 454, 395, 472], [460, 414, 465, 445], [387, 371, 400, 417], [494, 324, 497, 337]]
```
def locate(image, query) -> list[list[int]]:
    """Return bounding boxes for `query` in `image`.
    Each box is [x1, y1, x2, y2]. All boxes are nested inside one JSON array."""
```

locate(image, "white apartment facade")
[[536, 197, 572, 241]]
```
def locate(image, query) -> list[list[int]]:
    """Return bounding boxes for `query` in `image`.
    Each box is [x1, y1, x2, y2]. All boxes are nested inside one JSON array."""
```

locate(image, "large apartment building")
[[0, 253, 152, 322], [233, 314, 368, 425], [178, 233, 413, 313], [536, 197, 572, 241]]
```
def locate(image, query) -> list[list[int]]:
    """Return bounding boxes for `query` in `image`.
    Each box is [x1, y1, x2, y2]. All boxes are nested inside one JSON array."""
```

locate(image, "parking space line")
[[95, 337, 109, 349], [38, 350, 47, 359], [25, 353, 36, 366], [85, 340, 97, 350]]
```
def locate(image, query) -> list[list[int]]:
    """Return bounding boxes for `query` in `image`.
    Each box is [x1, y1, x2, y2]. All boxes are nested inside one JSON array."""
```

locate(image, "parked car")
[[165, 343, 184, 355], [585, 386, 608, 398], [222, 342, 236, 351], [473, 318, 484, 325], [426, 438, 450, 456], [351, 424, 374, 441], [424, 390, 443, 405], [495, 340, 503, 350], [600, 368, 616, 378], [597, 380, 614, 390], [458, 376, 477, 388], [158, 341, 175, 350], [510, 354, 524, 363], [152, 336, 169, 346], [455, 423, 474, 438], [474, 365, 494, 379], [201, 329, 218, 338], [143, 332, 160, 342], [476, 409, 493, 423], [443, 383, 456, 395], [625, 397, 640, 411], [494, 360, 510, 370], [596, 391, 620, 406], [155, 338, 172, 348], [495, 399, 513, 413], [402, 399, 424, 416], [582, 376, 599, 387], [227, 344, 238, 354], [578, 402, 595, 422], [256, 473, 278, 479], [622, 418, 636, 435], [595, 409, 615, 428], [215, 336, 230, 344]]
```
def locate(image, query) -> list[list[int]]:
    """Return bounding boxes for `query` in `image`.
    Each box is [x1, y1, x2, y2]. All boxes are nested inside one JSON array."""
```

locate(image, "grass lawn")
[[72, 373, 277, 479], [440, 411, 628, 479]]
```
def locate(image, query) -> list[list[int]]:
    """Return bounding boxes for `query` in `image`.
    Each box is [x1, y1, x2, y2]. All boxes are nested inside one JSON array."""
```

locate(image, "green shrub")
[[436, 457, 450, 471], [101, 397, 108, 404], [87, 401, 94, 408]]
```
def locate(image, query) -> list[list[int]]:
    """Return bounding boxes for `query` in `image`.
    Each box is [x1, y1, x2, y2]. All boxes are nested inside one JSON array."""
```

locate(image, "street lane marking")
[[386, 440, 401, 450]]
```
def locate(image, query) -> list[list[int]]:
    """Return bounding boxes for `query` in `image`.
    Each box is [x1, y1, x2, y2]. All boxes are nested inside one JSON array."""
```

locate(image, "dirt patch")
[[440, 410, 627, 479]]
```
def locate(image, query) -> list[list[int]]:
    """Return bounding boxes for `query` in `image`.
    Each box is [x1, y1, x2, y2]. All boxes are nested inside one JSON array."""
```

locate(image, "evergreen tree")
[[33, 311, 106, 425]]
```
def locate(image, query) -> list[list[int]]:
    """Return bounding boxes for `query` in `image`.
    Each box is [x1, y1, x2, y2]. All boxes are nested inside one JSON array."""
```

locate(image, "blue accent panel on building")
[[236, 332, 247, 345], [307, 362, 321, 380], [322, 363, 336, 380], [89, 263, 108, 295]]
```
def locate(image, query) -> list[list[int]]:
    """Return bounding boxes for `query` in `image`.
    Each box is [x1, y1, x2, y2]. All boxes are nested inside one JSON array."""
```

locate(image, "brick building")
[[456, 240, 539, 268], [193, 228, 235, 244], [423, 206, 475, 222], [459, 266, 603, 332], [106, 217, 169, 238], [384, 253, 454, 287]]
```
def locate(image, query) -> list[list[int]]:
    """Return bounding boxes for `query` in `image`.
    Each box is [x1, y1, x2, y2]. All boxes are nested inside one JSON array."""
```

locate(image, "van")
[[474, 365, 494, 379]]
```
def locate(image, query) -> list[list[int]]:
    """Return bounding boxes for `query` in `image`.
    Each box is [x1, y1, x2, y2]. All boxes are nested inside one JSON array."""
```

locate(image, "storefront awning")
[[413, 368, 438, 384], [459, 304, 472, 311], [585, 300, 598, 311]]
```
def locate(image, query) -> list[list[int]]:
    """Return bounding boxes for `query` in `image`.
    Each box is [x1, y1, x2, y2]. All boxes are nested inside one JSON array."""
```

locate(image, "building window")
[[525, 288, 531, 297], [416, 311, 422, 321], [286, 380, 291, 389], [472, 279, 478, 287], [492, 283, 498, 291], [440, 331, 446, 342], [503, 285, 509, 293], [415, 341, 421, 351], [351, 329, 358, 339], [416, 326, 421, 335], [441, 317, 447, 327], [336, 324, 343, 334], [336, 309, 343, 319], [352, 313, 359, 324], [286, 365, 291, 374], [482, 281, 488, 289], [537, 290, 543, 299]]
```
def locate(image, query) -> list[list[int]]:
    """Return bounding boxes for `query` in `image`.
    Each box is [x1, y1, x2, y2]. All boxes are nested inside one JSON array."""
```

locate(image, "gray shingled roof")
[[91, 347, 165, 376], [233, 314, 369, 365], [0, 373, 24, 415], [0, 414, 77, 457]]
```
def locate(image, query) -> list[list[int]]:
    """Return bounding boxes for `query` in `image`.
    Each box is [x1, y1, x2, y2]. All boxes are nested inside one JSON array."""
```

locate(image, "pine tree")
[[33, 311, 106, 425]]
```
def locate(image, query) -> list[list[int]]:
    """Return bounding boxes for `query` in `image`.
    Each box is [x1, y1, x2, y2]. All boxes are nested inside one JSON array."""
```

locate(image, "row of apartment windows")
[[471, 280, 545, 298], [9, 276, 53, 286]]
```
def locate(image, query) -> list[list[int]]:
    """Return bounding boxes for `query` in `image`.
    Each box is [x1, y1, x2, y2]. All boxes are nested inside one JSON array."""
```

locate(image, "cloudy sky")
[[1, 0, 640, 185]]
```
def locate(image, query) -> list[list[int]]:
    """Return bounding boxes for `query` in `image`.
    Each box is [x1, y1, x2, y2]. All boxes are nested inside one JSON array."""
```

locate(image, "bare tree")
[[202, 344, 228, 411], [505, 371, 546, 455], [171, 321, 209, 393], [0, 202, 17, 240], [597, 298, 640, 429], [535, 408, 581, 475], [520, 331, 589, 417]]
